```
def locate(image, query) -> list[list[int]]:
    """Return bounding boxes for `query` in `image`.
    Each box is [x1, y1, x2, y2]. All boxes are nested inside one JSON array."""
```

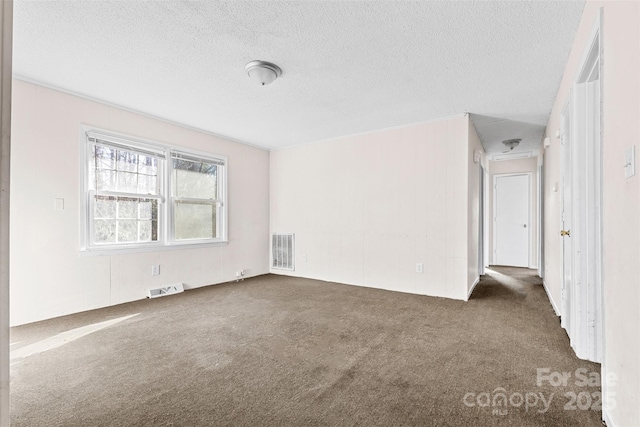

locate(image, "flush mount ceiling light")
[[245, 60, 282, 86], [502, 138, 521, 153]]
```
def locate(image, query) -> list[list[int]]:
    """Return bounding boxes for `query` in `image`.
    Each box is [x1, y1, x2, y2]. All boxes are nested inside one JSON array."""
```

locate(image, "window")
[[83, 129, 227, 251], [171, 152, 224, 241]]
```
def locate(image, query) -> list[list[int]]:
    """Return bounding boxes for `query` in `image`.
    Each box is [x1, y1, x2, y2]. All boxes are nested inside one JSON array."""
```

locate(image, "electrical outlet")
[[416, 263, 424, 274], [301, 255, 308, 262], [151, 265, 160, 276]]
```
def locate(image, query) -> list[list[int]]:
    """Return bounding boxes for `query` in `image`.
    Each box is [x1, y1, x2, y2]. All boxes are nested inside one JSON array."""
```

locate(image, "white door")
[[494, 174, 530, 267]]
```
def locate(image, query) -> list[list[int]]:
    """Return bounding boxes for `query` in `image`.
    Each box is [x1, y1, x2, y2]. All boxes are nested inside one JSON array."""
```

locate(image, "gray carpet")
[[10, 267, 603, 426]]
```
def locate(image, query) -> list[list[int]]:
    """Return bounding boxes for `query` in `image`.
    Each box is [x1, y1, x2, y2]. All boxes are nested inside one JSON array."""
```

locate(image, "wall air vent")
[[272, 233, 295, 270], [491, 151, 533, 161]]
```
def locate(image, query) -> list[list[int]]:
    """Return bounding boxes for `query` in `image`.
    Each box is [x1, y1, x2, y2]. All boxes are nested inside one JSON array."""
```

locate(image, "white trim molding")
[[602, 408, 616, 427], [466, 276, 480, 301], [542, 280, 560, 317]]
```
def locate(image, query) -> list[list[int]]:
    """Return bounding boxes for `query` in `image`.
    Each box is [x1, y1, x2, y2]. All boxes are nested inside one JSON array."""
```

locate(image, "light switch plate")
[[54, 198, 64, 210], [624, 146, 635, 179]]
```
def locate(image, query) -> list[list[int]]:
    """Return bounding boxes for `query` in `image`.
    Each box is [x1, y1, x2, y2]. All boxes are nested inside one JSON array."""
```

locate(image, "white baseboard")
[[466, 276, 480, 301], [542, 280, 560, 316], [602, 408, 616, 427]]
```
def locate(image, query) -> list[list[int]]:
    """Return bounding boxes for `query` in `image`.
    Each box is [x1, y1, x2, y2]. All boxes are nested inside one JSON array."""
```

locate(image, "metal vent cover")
[[272, 233, 294, 270]]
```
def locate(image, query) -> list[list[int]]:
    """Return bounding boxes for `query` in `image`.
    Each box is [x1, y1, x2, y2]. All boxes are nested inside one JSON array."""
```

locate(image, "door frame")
[[538, 158, 544, 278], [492, 172, 532, 268], [483, 168, 490, 270], [478, 164, 485, 276], [560, 10, 603, 364], [561, 97, 573, 334]]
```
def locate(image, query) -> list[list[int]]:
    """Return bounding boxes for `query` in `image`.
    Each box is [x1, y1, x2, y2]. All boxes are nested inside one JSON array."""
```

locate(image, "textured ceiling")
[[13, 1, 584, 153]]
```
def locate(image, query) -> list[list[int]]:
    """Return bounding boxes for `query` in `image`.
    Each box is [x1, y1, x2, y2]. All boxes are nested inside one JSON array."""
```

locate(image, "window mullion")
[[166, 154, 172, 243], [172, 197, 218, 205], [114, 195, 120, 243], [94, 190, 164, 201], [92, 142, 98, 191]]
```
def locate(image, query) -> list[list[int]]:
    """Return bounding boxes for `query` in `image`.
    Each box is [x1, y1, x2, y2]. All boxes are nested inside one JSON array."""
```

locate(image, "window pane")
[[117, 199, 138, 219], [95, 146, 116, 170], [92, 197, 159, 245], [174, 202, 215, 240], [139, 221, 153, 242], [137, 173, 157, 195], [139, 200, 153, 220], [94, 196, 116, 218], [94, 219, 116, 243], [173, 159, 217, 199], [96, 170, 116, 191], [117, 150, 138, 173], [92, 144, 159, 195], [117, 171, 138, 193], [117, 220, 138, 242], [138, 156, 157, 176]]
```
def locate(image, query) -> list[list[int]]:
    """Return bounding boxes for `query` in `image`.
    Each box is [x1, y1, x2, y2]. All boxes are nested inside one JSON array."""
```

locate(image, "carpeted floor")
[[10, 267, 603, 426]]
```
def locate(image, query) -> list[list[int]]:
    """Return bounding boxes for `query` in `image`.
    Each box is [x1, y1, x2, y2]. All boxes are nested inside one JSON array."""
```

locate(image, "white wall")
[[0, 3, 11, 424], [543, 2, 639, 426], [10, 80, 271, 326], [488, 157, 539, 268], [270, 114, 479, 301]]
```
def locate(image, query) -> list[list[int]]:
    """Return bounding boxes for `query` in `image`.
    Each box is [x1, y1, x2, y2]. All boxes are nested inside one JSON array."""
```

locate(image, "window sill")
[[79, 240, 229, 256]]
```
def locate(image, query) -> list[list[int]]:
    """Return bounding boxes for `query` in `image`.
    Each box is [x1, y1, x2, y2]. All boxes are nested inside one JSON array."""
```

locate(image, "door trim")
[[478, 165, 485, 276], [561, 9, 603, 366]]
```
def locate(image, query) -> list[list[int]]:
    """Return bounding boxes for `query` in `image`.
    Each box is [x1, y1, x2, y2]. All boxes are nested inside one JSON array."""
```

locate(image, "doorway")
[[493, 173, 531, 267]]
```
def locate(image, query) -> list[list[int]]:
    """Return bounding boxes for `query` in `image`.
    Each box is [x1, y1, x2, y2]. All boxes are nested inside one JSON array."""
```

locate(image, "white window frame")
[[168, 150, 227, 246], [80, 126, 228, 254]]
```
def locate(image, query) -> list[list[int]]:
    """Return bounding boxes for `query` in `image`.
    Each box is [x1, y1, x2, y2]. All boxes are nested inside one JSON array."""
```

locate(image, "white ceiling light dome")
[[245, 60, 282, 86], [502, 138, 521, 152]]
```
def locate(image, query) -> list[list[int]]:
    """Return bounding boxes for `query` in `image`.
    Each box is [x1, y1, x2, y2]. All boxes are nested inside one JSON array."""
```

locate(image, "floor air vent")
[[272, 233, 295, 270], [147, 284, 184, 298]]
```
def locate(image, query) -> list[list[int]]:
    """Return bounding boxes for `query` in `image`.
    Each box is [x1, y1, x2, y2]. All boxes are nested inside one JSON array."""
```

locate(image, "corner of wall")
[[542, 279, 560, 317], [602, 407, 618, 427], [466, 114, 484, 295]]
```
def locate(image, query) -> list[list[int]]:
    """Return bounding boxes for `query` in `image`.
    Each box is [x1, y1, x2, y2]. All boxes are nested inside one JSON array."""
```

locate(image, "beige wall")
[[270, 114, 479, 301], [488, 157, 539, 269], [543, 2, 640, 425], [10, 80, 271, 325]]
